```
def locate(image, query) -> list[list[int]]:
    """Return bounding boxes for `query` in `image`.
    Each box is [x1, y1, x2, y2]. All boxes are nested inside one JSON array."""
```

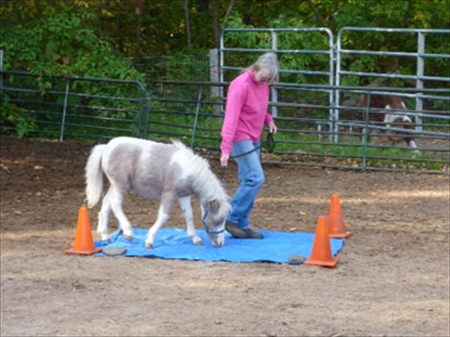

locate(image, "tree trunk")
[[135, 0, 142, 61], [183, 0, 192, 48], [211, 0, 220, 49], [222, 0, 236, 29]]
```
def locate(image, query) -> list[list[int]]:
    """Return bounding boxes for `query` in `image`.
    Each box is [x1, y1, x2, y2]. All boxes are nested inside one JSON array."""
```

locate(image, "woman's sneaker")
[[243, 228, 264, 239], [225, 221, 247, 238], [225, 221, 264, 239]]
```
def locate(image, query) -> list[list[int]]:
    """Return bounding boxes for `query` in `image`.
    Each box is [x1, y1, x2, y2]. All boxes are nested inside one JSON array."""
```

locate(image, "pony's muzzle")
[[208, 232, 225, 247]]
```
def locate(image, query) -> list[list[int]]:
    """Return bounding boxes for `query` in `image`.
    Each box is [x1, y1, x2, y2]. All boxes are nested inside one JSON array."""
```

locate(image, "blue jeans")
[[228, 140, 265, 229]]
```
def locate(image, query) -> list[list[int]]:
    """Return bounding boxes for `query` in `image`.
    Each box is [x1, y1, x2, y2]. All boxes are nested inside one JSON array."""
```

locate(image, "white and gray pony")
[[85, 137, 231, 248]]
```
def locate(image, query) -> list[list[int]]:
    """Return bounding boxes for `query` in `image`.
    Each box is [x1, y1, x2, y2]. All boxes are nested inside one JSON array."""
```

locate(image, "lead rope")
[[219, 132, 275, 181]]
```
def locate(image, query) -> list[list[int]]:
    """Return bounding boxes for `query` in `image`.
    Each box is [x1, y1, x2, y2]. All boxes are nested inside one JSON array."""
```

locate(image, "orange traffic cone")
[[65, 204, 102, 255], [305, 216, 339, 268], [328, 194, 353, 239]]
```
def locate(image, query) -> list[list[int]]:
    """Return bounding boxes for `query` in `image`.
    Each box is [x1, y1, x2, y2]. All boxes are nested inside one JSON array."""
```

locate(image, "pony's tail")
[[85, 144, 107, 208]]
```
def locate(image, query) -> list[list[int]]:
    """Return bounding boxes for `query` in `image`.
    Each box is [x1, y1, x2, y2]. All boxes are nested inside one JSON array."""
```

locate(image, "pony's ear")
[[209, 199, 220, 213]]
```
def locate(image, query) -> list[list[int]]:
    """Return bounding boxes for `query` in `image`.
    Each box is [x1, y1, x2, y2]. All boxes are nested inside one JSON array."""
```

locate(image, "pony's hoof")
[[145, 242, 153, 249], [195, 241, 204, 246], [123, 234, 133, 241], [100, 234, 110, 241]]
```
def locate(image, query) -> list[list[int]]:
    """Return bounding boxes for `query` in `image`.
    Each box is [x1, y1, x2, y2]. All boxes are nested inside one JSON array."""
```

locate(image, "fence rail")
[[0, 71, 148, 141]]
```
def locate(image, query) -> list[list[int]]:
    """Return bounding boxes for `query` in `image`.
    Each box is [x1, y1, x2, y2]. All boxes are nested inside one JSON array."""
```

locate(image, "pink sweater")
[[220, 68, 274, 156]]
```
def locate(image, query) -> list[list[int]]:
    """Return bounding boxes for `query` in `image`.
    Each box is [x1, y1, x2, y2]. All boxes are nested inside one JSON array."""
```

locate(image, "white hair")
[[253, 52, 279, 82]]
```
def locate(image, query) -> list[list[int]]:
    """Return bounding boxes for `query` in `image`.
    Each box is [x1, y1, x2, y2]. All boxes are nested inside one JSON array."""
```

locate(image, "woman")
[[220, 52, 279, 239]]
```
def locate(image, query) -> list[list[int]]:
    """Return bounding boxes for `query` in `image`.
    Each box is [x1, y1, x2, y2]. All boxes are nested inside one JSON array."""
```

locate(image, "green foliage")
[[1, 0, 449, 57], [164, 55, 209, 82], [0, 98, 36, 138], [0, 5, 146, 129], [1, 6, 144, 81]]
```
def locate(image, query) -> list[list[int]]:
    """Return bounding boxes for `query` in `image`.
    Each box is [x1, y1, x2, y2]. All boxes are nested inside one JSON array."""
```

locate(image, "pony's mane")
[[170, 139, 230, 214]]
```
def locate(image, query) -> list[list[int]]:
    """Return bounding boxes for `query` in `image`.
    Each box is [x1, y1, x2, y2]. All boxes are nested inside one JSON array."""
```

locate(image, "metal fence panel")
[[336, 27, 450, 138], [147, 80, 449, 173], [220, 27, 335, 120], [1, 71, 148, 141]]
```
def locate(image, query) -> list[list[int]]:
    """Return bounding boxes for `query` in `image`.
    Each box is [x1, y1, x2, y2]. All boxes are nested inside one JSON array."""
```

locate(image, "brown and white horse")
[[351, 94, 419, 153]]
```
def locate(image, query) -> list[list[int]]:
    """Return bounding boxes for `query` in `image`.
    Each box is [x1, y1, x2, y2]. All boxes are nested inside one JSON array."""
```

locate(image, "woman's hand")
[[268, 121, 278, 134], [220, 154, 230, 167]]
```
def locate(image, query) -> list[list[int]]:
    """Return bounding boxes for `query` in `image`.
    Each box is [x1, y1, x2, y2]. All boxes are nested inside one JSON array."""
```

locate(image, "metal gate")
[[335, 27, 450, 140], [217, 27, 449, 172], [0, 71, 149, 141]]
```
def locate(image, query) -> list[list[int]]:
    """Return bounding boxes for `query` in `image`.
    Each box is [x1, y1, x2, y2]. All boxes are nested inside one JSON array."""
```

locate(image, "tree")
[[1, 0, 448, 59], [183, 0, 192, 48], [0, 4, 145, 136]]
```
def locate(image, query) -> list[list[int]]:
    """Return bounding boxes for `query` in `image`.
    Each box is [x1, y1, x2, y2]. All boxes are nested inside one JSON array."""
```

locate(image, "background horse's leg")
[[107, 185, 133, 240], [390, 116, 421, 154], [145, 192, 175, 249], [400, 119, 420, 154], [178, 196, 202, 246], [97, 186, 113, 240]]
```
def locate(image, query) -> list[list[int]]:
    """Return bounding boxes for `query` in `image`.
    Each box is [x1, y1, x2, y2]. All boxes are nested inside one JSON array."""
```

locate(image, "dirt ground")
[[1, 135, 449, 337]]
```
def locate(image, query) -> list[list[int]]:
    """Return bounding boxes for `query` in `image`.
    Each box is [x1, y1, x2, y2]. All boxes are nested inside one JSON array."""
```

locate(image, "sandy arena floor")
[[1, 135, 449, 336]]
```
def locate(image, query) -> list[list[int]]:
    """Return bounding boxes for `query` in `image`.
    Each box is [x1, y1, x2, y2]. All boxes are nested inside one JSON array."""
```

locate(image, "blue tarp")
[[94, 228, 346, 265]]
